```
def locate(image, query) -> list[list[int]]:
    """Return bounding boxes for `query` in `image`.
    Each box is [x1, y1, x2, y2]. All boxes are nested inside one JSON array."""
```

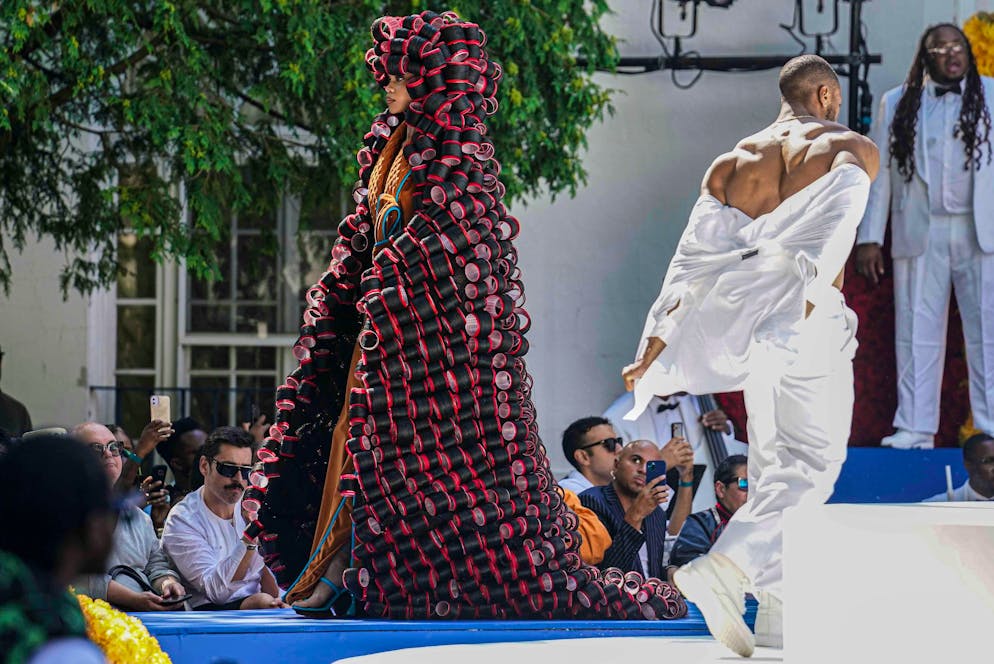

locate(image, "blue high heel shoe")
[[291, 577, 353, 618]]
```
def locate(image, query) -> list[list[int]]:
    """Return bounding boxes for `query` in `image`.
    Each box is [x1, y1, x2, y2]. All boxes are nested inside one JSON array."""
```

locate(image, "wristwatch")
[[243, 540, 259, 551]]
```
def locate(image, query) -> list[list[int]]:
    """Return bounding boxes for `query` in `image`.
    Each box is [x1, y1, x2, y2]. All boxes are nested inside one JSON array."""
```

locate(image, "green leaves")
[[0, 1, 617, 296]]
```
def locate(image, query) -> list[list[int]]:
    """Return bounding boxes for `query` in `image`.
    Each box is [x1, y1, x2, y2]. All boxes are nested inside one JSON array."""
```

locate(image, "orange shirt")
[[561, 487, 611, 565]]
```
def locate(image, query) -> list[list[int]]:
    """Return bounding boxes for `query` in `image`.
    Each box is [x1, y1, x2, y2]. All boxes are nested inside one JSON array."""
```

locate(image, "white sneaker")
[[754, 591, 782, 649], [880, 430, 934, 449], [674, 553, 755, 657]]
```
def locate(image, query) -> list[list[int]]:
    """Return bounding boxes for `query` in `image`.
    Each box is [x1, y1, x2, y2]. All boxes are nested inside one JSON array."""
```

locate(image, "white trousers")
[[892, 213, 994, 435], [710, 297, 856, 598]]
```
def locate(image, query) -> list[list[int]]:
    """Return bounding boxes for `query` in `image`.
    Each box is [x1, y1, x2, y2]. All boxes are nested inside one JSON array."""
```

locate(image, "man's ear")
[[573, 448, 588, 468], [198, 455, 210, 477]]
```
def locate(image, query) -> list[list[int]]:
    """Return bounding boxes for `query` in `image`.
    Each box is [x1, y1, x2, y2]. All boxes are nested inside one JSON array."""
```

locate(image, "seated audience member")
[[924, 434, 994, 502], [559, 417, 623, 494], [580, 440, 686, 578], [0, 433, 114, 663], [560, 488, 611, 565], [157, 417, 207, 504], [71, 423, 187, 612], [604, 390, 747, 512], [666, 455, 749, 582], [162, 426, 287, 610]]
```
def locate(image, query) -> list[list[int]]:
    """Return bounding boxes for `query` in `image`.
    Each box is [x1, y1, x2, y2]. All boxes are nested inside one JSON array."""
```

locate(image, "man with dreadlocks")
[[856, 23, 994, 450]]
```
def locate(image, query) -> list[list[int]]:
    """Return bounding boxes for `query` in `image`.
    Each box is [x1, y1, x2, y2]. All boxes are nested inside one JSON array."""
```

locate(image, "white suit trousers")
[[892, 213, 994, 435], [710, 297, 856, 598]]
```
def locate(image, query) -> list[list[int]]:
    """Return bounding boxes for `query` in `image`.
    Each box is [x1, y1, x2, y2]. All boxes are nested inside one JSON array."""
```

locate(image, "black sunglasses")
[[210, 458, 252, 480], [579, 436, 623, 453], [89, 441, 124, 457]]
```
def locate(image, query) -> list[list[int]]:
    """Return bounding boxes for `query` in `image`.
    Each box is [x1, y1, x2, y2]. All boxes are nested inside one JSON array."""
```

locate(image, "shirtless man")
[[623, 55, 878, 656]]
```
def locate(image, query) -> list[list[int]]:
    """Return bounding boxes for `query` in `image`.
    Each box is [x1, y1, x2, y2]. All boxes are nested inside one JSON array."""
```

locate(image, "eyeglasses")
[[731, 477, 748, 491], [89, 441, 124, 457], [927, 43, 965, 57], [210, 458, 252, 481], [579, 437, 623, 453]]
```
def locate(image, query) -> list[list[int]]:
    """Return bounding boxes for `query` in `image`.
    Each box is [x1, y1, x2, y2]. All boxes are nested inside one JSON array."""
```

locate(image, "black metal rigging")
[[580, 0, 881, 134]]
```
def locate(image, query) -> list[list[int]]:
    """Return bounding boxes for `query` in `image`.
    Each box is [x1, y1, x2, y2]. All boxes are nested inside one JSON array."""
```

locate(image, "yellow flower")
[[76, 594, 172, 664], [965, 12, 994, 77]]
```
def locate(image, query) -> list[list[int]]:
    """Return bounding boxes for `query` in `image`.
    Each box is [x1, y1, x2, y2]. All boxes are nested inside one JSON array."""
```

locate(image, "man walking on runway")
[[623, 55, 878, 656]]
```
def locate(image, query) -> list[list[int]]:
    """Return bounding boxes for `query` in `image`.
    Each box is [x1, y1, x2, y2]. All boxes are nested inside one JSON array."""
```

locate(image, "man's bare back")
[[702, 118, 879, 220], [701, 117, 879, 308]]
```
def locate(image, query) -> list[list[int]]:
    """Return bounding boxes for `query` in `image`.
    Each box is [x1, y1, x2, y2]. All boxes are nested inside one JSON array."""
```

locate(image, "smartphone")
[[671, 422, 685, 439], [150, 395, 171, 423], [645, 459, 668, 485], [159, 593, 192, 606], [150, 464, 168, 485]]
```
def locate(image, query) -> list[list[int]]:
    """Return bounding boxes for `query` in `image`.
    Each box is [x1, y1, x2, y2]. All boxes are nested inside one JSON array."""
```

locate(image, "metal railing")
[[89, 385, 274, 436]]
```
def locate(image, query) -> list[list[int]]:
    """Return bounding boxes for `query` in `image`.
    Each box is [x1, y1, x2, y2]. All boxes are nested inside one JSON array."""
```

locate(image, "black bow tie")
[[657, 401, 679, 413], [936, 85, 961, 97]]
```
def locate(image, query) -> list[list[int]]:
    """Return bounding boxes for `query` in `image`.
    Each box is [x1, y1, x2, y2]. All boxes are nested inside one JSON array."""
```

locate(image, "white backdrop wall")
[[1, 0, 991, 463]]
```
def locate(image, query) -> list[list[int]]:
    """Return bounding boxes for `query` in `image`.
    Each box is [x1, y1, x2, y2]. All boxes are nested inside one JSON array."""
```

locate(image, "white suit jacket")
[[857, 77, 994, 257]]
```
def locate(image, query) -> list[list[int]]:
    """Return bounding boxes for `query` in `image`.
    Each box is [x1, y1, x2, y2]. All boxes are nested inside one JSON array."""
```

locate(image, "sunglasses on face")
[[927, 43, 965, 57], [580, 437, 623, 453], [89, 441, 124, 457], [731, 477, 748, 491], [210, 458, 252, 481]]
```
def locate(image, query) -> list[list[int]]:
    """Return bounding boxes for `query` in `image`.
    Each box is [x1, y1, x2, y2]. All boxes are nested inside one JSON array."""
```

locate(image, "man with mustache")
[[162, 426, 287, 610]]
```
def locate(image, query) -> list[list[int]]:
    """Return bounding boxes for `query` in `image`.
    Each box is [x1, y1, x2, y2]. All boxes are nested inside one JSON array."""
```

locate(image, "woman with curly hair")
[[244, 10, 685, 621], [856, 23, 994, 450]]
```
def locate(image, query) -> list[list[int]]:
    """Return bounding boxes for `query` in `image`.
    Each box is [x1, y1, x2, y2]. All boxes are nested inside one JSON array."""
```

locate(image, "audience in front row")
[[924, 433, 994, 502], [603, 391, 748, 512], [162, 426, 287, 610], [579, 440, 693, 578], [0, 434, 112, 663], [666, 455, 749, 582], [70, 422, 188, 612]]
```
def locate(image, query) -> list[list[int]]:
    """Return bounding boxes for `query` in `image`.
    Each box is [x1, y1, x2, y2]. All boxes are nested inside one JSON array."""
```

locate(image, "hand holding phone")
[[671, 422, 685, 439], [151, 464, 168, 485]]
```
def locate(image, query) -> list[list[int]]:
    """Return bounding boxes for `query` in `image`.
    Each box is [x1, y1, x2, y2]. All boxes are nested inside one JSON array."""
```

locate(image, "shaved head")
[[779, 54, 840, 104]]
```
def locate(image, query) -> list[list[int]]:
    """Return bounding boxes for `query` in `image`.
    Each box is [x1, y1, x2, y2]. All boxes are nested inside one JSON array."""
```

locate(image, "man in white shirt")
[[604, 392, 748, 512], [856, 24, 994, 449], [924, 433, 994, 502], [162, 426, 287, 610]]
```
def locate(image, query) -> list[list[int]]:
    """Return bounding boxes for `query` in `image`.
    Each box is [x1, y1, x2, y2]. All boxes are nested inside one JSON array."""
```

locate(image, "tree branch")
[[46, 33, 164, 111]]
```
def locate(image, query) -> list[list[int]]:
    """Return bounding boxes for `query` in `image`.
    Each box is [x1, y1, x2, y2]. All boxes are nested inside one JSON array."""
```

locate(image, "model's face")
[[577, 424, 621, 485], [385, 74, 413, 115], [715, 465, 749, 514], [965, 439, 994, 495], [613, 442, 660, 496], [926, 27, 968, 84], [200, 443, 253, 507]]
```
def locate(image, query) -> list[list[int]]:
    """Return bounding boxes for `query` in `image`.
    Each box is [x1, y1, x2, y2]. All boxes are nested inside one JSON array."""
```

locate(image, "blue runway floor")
[[141, 601, 754, 664]]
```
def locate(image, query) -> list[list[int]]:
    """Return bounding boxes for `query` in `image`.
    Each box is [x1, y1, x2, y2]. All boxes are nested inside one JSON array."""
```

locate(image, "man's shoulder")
[[163, 489, 203, 530]]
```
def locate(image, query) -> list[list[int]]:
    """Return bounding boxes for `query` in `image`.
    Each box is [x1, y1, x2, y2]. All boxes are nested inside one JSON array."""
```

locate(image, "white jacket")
[[857, 77, 994, 257]]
